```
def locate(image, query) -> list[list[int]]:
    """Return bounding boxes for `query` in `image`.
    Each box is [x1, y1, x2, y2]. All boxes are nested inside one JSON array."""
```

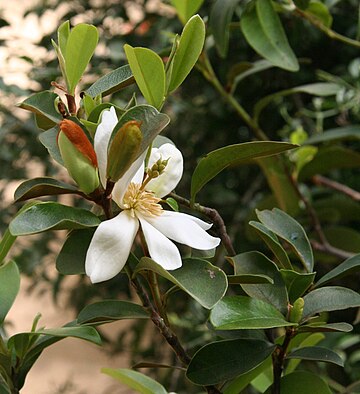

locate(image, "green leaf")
[[228, 274, 273, 285], [170, 0, 204, 24], [264, 371, 332, 394], [256, 208, 314, 272], [302, 286, 360, 321], [0, 261, 20, 324], [210, 0, 239, 58], [65, 24, 99, 94], [18, 91, 62, 123], [56, 229, 95, 275], [102, 368, 167, 394], [112, 105, 170, 161], [304, 125, 360, 144], [77, 300, 148, 325], [0, 229, 16, 266], [240, 0, 299, 72], [294, 0, 310, 10], [58, 20, 70, 55], [35, 113, 56, 130], [210, 296, 295, 330], [191, 142, 296, 202], [228, 251, 289, 313], [38, 127, 64, 165], [298, 322, 353, 333], [86, 64, 134, 97], [186, 338, 276, 385], [9, 202, 100, 236], [249, 221, 292, 269], [299, 146, 360, 181], [314, 254, 360, 288], [134, 258, 227, 309], [322, 226, 360, 254], [287, 346, 344, 366], [167, 15, 205, 93], [307, 1, 333, 28], [280, 270, 315, 303], [124, 46, 165, 109], [14, 177, 78, 202], [0, 381, 11, 394]]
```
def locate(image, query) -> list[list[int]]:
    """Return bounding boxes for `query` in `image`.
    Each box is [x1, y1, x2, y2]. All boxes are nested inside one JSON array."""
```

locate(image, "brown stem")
[[170, 192, 236, 257], [65, 94, 77, 115], [312, 175, 360, 201]]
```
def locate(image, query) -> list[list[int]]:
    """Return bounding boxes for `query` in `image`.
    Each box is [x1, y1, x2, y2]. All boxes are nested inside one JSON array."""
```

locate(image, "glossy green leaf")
[[0, 261, 20, 324], [287, 346, 344, 366], [302, 286, 360, 321], [134, 258, 227, 309], [14, 177, 78, 202], [280, 270, 315, 303], [38, 127, 64, 165], [191, 142, 296, 202], [167, 15, 205, 93], [18, 91, 62, 123], [256, 208, 314, 272], [210, 0, 239, 57], [111, 105, 170, 160], [170, 0, 204, 24], [228, 274, 273, 285], [240, 0, 299, 72], [298, 322, 353, 333], [77, 300, 148, 324], [186, 338, 276, 385], [307, 1, 333, 28], [65, 24, 98, 94], [210, 296, 294, 330], [315, 254, 360, 288], [86, 64, 134, 97], [124, 45, 165, 109], [9, 202, 100, 236], [254, 83, 340, 122], [304, 125, 360, 144], [299, 146, 360, 181], [249, 221, 292, 269], [102, 368, 167, 394], [228, 251, 288, 313], [265, 371, 332, 394], [56, 229, 95, 275]]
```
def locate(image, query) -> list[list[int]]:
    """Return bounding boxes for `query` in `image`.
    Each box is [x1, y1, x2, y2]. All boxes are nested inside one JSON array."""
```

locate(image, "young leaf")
[[186, 338, 276, 385], [18, 91, 62, 123], [102, 368, 168, 394], [210, 0, 240, 58], [170, 0, 204, 24], [314, 254, 360, 288], [0, 261, 20, 324], [228, 251, 289, 314], [85, 64, 134, 97], [77, 300, 148, 325], [191, 142, 296, 203], [286, 346, 344, 367], [240, 0, 299, 72], [210, 296, 295, 330], [65, 24, 99, 95], [167, 15, 205, 93], [134, 257, 227, 309], [57, 20, 70, 55], [124, 45, 165, 109], [256, 208, 314, 272], [9, 202, 100, 235], [302, 286, 360, 321]]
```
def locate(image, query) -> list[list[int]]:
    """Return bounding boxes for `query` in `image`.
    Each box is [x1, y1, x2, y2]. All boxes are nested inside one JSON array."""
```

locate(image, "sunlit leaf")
[[170, 0, 204, 24]]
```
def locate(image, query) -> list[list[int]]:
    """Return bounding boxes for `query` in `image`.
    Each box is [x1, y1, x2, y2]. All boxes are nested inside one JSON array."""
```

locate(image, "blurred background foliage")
[[0, 0, 359, 392]]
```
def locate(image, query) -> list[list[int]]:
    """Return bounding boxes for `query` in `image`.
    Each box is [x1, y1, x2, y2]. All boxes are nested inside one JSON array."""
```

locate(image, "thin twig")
[[170, 192, 236, 257], [312, 175, 360, 201]]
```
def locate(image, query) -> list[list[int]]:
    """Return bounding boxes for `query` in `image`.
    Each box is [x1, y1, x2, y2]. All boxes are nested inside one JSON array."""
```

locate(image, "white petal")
[[85, 211, 139, 283], [146, 143, 183, 198], [139, 216, 182, 270], [94, 107, 118, 187], [112, 152, 146, 207], [147, 211, 220, 250]]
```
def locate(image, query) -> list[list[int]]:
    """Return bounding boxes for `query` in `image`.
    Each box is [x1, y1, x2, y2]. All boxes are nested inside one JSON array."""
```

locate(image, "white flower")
[[85, 107, 220, 283]]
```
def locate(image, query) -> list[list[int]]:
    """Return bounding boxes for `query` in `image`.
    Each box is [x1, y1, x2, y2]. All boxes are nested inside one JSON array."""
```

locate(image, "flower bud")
[[147, 158, 169, 179], [106, 120, 142, 183], [58, 119, 100, 194], [289, 297, 304, 323]]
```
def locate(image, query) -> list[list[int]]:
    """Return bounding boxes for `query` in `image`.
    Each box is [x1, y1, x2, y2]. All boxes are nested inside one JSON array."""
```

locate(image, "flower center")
[[122, 182, 163, 218]]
